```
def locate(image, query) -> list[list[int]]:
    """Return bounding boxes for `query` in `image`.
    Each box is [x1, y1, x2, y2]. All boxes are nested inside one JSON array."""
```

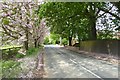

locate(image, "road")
[[44, 45, 119, 79]]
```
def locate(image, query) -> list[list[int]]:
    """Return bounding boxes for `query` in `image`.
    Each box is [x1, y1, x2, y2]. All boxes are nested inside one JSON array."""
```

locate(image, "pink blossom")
[[27, 24, 32, 28]]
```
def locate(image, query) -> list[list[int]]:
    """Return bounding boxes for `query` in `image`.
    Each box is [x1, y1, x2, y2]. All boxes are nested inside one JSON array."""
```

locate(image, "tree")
[[1, 2, 47, 50], [38, 2, 120, 46], [50, 33, 60, 44], [39, 2, 89, 45]]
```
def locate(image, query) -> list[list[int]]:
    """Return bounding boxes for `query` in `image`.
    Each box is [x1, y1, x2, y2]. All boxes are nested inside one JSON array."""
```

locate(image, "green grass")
[[1, 47, 41, 78], [26, 47, 40, 57], [2, 60, 21, 78], [1, 45, 43, 78], [25, 45, 43, 57]]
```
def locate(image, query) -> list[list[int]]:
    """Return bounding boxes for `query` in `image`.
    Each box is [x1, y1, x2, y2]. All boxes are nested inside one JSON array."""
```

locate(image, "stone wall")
[[79, 40, 120, 57]]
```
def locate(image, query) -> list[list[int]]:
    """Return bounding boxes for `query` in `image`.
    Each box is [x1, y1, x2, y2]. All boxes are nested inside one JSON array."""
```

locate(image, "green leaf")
[[2, 18, 10, 25]]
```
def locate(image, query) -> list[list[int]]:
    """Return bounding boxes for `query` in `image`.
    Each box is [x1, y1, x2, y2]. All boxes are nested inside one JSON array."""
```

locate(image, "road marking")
[[70, 59, 104, 80], [70, 59, 77, 64]]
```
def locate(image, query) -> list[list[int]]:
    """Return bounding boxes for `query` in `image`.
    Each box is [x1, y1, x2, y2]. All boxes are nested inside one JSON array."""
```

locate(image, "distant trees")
[[44, 33, 60, 44], [44, 36, 49, 44], [50, 34, 60, 44]]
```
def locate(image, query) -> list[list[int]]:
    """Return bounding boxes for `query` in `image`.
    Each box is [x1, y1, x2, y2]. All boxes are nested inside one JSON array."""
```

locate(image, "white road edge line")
[[70, 59, 104, 80]]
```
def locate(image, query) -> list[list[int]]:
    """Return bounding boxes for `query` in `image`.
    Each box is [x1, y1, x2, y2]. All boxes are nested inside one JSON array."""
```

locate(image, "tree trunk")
[[89, 17, 97, 40], [87, 3, 97, 40], [34, 39, 37, 48], [37, 40, 40, 47], [91, 20, 97, 40], [69, 36, 72, 46], [24, 19, 29, 50], [24, 41, 28, 50]]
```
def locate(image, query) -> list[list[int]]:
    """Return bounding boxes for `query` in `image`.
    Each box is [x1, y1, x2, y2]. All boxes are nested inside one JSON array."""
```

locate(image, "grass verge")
[[1, 46, 43, 78], [2, 60, 21, 78]]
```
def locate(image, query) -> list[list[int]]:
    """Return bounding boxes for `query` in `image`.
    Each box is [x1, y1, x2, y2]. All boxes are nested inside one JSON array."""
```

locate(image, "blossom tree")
[[0, 2, 47, 50]]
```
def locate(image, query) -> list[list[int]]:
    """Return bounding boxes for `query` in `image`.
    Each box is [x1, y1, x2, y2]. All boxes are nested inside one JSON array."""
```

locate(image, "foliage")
[[62, 38, 68, 46], [97, 30, 114, 40], [44, 36, 49, 44], [39, 2, 89, 43], [38, 2, 120, 44], [2, 60, 21, 78], [39, 2, 98, 41], [50, 34, 60, 44], [2, 18, 9, 25]]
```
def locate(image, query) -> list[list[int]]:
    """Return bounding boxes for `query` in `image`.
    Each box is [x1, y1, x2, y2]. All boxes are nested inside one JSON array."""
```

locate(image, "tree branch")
[[2, 25, 18, 39], [96, 12, 106, 18], [97, 4, 114, 18], [98, 7, 120, 20]]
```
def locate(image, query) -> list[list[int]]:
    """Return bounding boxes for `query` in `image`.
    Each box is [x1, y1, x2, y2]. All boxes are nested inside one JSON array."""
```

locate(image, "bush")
[[51, 40, 56, 44], [50, 34, 60, 44], [44, 37, 49, 44], [15, 53, 25, 58], [62, 38, 68, 46]]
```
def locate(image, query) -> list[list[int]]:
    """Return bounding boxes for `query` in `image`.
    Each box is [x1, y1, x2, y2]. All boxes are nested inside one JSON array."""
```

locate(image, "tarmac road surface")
[[44, 45, 119, 80]]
